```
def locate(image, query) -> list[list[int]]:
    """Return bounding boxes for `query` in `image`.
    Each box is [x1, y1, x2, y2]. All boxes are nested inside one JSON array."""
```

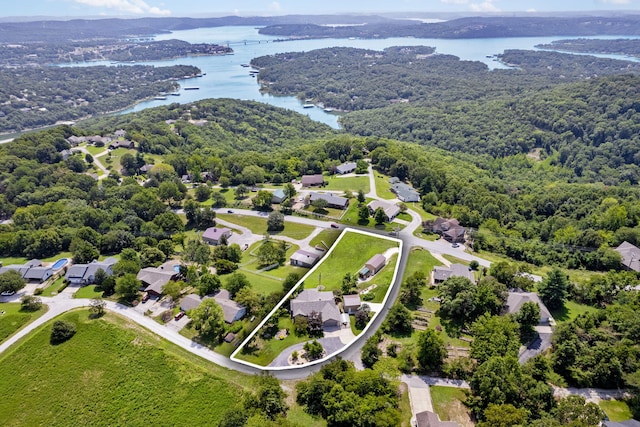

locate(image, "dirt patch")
[[446, 398, 476, 427]]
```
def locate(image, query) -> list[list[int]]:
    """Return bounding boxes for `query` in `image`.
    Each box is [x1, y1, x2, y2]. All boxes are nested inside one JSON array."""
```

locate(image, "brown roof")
[[301, 174, 325, 186], [365, 254, 386, 271]]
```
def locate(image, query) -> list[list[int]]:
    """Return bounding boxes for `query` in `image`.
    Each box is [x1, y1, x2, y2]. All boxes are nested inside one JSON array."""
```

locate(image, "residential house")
[[212, 289, 246, 323], [308, 192, 349, 209], [506, 291, 554, 325], [114, 129, 126, 138], [432, 264, 475, 285], [424, 217, 465, 244], [336, 162, 357, 175], [343, 294, 362, 314], [301, 174, 325, 187], [391, 182, 420, 202], [181, 174, 192, 183], [290, 249, 321, 268], [359, 254, 386, 278], [66, 135, 86, 146], [139, 164, 153, 174], [65, 258, 117, 286], [415, 411, 459, 427], [290, 288, 341, 328], [22, 267, 53, 283], [87, 135, 111, 145], [180, 294, 202, 312], [202, 227, 232, 246], [60, 149, 73, 160], [272, 189, 287, 204], [615, 241, 640, 273], [367, 200, 401, 222], [137, 267, 178, 298], [389, 177, 400, 185], [109, 140, 135, 150]]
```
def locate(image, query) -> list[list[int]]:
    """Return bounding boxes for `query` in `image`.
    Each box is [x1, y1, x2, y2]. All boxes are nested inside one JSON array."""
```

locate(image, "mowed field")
[[0, 310, 249, 426]]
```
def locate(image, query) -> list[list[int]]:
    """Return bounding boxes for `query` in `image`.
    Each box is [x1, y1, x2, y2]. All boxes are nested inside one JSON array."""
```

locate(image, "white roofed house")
[[367, 200, 401, 222], [431, 263, 475, 285], [290, 249, 321, 268], [335, 162, 357, 175]]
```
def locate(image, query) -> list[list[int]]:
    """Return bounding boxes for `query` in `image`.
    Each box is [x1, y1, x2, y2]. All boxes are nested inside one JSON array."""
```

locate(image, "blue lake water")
[[66, 27, 640, 128]]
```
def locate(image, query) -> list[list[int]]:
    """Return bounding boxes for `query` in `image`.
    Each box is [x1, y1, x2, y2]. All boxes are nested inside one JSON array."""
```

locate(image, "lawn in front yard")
[[224, 269, 283, 296], [373, 173, 396, 200], [305, 231, 399, 292], [309, 229, 341, 250], [39, 276, 67, 297], [235, 315, 311, 366], [340, 198, 405, 232], [430, 386, 474, 426], [599, 399, 633, 422], [73, 285, 104, 299], [323, 175, 370, 193], [404, 247, 443, 279], [0, 302, 47, 344], [216, 213, 315, 240]]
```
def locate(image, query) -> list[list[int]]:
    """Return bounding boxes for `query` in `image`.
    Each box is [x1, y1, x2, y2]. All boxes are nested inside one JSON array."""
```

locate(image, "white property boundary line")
[[230, 228, 403, 371]]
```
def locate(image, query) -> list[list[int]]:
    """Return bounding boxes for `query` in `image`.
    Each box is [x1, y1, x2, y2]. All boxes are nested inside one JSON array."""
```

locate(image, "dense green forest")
[[0, 64, 199, 133], [536, 38, 640, 58], [259, 15, 640, 39]]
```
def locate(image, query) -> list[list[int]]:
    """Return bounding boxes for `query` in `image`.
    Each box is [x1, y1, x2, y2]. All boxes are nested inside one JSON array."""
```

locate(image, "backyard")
[[216, 213, 315, 240], [322, 174, 370, 193], [430, 385, 475, 427]]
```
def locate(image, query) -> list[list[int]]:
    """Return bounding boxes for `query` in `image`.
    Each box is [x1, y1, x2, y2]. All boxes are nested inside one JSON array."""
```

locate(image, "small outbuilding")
[[359, 254, 386, 278], [343, 294, 362, 314], [202, 227, 232, 246], [290, 249, 321, 268]]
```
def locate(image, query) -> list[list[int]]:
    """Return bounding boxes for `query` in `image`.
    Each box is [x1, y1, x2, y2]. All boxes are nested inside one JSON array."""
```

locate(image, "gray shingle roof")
[[290, 288, 341, 324], [615, 241, 640, 272]]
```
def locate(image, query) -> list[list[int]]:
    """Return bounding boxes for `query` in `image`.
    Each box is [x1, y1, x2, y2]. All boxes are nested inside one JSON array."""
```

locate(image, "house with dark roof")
[[415, 411, 459, 427], [308, 192, 349, 209], [424, 217, 466, 243], [290, 288, 341, 328], [336, 162, 357, 175], [290, 249, 321, 268], [359, 254, 386, 278], [391, 182, 420, 202], [180, 294, 203, 312], [109, 140, 135, 150], [343, 294, 362, 314], [506, 291, 554, 325], [65, 258, 117, 285], [272, 189, 287, 204], [301, 174, 325, 187], [615, 241, 640, 273], [212, 289, 246, 323], [432, 263, 475, 285], [202, 227, 232, 246], [137, 267, 178, 298], [367, 200, 401, 222], [66, 135, 86, 146]]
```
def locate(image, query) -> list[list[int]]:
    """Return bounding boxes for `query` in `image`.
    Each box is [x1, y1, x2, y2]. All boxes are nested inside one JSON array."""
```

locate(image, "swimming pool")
[[52, 258, 69, 270]]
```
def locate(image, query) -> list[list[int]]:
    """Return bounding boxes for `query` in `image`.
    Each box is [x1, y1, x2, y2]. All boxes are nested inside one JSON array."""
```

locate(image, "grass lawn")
[[309, 229, 341, 249], [399, 382, 413, 427], [404, 247, 443, 279], [85, 145, 107, 156], [0, 303, 47, 344], [430, 386, 473, 425], [551, 300, 600, 323], [224, 270, 283, 297], [339, 198, 404, 232], [236, 316, 311, 366], [73, 285, 104, 299], [39, 276, 68, 297], [306, 231, 399, 292], [406, 202, 436, 221], [0, 310, 254, 427], [216, 213, 315, 240], [105, 147, 137, 170], [442, 254, 471, 266], [599, 399, 633, 422], [323, 175, 370, 193], [373, 173, 396, 200]]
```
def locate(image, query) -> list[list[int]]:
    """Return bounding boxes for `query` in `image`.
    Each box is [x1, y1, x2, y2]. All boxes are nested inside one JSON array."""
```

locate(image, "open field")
[[0, 310, 253, 426], [305, 232, 399, 292], [430, 386, 474, 426], [323, 175, 370, 193], [0, 302, 47, 344]]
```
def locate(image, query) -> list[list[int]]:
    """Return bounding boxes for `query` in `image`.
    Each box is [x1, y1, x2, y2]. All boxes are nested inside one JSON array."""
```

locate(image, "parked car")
[[1, 290, 16, 296], [174, 311, 185, 321], [330, 223, 339, 229], [451, 243, 460, 248], [141, 293, 150, 303], [227, 210, 233, 213]]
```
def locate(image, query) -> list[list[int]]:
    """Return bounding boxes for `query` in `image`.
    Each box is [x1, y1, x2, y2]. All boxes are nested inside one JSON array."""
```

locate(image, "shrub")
[[50, 320, 77, 344], [20, 295, 43, 312]]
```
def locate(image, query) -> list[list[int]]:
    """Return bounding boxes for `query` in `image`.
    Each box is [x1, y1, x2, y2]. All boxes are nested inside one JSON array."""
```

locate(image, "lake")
[[69, 27, 640, 128]]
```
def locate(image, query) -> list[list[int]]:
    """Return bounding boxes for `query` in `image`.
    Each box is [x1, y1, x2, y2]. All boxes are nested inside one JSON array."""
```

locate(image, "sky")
[[2, 0, 639, 18]]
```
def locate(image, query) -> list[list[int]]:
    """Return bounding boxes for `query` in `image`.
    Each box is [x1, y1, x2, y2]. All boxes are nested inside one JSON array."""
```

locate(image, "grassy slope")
[[323, 175, 370, 193], [305, 232, 398, 292], [599, 399, 633, 422], [430, 386, 474, 425]]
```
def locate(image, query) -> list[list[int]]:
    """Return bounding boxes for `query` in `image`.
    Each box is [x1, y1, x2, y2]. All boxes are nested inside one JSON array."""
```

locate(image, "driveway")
[[402, 374, 434, 414]]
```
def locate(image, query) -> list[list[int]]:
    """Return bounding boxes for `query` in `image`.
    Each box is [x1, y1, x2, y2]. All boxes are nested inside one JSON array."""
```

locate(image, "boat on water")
[[184, 87, 200, 90], [154, 96, 168, 100], [170, 92, 180, 96], [302, 104, 315, 108], [323, 107, 334, 112], [241, 64, 250, 67]]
